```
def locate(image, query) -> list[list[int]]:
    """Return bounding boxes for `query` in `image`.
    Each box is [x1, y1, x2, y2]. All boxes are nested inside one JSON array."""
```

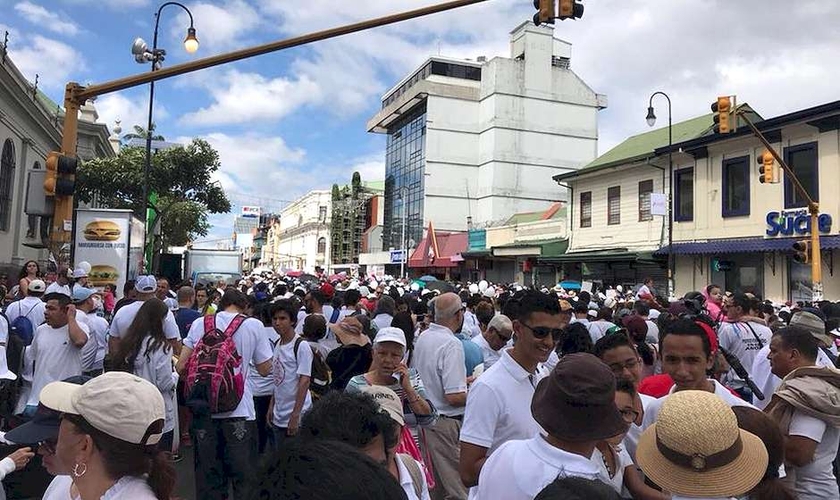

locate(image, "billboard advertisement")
[[241, 206, 261, 218], [74, 209, 134, 293]]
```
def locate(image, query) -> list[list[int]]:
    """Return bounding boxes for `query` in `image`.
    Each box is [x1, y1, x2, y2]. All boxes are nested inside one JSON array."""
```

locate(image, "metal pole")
[[400, 186, 407, 279], [649, 91, 674, 300]]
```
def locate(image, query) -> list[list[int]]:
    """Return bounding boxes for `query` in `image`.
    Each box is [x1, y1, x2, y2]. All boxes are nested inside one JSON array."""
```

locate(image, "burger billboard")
[[73, 209, 139, 293]]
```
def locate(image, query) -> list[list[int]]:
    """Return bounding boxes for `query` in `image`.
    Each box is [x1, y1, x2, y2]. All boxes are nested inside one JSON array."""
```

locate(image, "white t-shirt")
[[27, 321, 92, 407], [717, 320, 773, 389], [751, 345, 835, 410], [372, 313, 394, 332], [82, 312, 109, 371], [623, 393, 655, 461], [471, 334, 501, 370], [3, 297, 46, 329], [132, 337, 177, 433], [397, 454, 432, 500], [460, 350, 544, 454], [476, 435, 604, 500], [635, 284, 652, 300], [247, 327, 280, 398], [101, 475, 157, 500], [42, 475, 74, 500], [271, 336, 313, 428], [410, 323, 467, 417], [590, 445, 634, 495], [645, 320, 660, 344], [787, 410, 840, 500], [587, 320, 616, 344], [642, 380, 754, 431], [109, 300, 180, 341], [462, 311, 482, 338], [184, 312, 273, 420]]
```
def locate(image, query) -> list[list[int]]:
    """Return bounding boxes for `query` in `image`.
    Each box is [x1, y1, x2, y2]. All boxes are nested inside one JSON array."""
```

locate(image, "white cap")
[[135, 275, 157, 293], [648, 309, 661, 320], [28, 279, 46, 293], [373, 327, 406, 347], [71, 268, 88, 279], [40, 372, 165, 445]]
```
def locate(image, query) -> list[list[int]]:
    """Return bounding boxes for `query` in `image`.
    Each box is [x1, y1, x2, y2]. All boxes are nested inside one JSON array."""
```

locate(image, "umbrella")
[[419, 275, 438, 282], [328, 272, 346, 282], [298, 273, 321, 287], [559, 280, 581, 290], [285, 270, 302, 278], [425, 281, 454, 294]]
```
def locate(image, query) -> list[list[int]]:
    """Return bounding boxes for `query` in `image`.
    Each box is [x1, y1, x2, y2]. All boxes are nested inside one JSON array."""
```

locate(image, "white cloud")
[[14, 2, 80, 35], [8, 35, 86, 90], [94, 92, 170, 134], [180, 69, 320, 126]]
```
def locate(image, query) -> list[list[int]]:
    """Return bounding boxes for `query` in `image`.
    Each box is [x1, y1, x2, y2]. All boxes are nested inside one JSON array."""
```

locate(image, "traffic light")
[[757, 150, 777, 184], [711, 96, 732, 134], [558, 0, 584, 19], [533, 0, 555, 25], [792, 240, 810, 264], [44, 151, 77, 197]]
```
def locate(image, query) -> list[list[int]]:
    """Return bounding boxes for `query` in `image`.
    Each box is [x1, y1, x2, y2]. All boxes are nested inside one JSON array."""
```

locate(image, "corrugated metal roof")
[[656, 236, 840, 255]]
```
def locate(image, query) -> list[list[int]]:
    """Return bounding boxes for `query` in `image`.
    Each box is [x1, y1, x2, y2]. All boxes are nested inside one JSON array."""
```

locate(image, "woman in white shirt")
[[112, 298, 177, 453]]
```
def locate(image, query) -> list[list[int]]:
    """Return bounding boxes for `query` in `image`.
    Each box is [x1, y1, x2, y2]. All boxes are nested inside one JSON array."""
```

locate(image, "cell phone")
[[392, 372, 402, 383]]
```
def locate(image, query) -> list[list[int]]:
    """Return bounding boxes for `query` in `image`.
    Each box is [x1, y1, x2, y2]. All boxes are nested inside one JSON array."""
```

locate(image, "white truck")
[[184, 249, 242, 288]]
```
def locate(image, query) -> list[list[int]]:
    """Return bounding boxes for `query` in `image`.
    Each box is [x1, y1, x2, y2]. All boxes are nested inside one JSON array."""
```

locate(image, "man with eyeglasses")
[[593, 333, 655, 461], [459, 290, 562, 497], [471, 314, 513, 370]]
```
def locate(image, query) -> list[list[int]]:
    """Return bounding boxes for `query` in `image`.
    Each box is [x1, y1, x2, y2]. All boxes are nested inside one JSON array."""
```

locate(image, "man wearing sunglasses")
[[459, 290, 562, 496]]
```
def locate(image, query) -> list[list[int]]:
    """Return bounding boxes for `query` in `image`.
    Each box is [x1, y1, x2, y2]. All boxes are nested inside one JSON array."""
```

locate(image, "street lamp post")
[[399, 186, 408, 279], [646, 91, 674, 300], [132, 2, 198, 272]]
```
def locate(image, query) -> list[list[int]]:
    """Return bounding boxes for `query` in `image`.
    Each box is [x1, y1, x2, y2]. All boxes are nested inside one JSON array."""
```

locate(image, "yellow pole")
[[810, 205, 823, 302], [48, 84, 81, 267]]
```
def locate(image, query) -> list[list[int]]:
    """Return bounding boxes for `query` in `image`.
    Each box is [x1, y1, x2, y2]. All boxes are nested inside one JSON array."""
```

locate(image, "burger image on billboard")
[[88, 265, 119, 287], [83, 220, 121, 241]]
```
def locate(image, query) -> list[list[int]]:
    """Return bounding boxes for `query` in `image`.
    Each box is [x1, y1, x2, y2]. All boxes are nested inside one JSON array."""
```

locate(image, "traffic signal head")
[[757, 150, 775, 184], [711, 96, 732, 134], [533, 0, 555, 25], [44, 151, 78, 197], [792, 240, 810, 264], [558, 0, 584, 19]]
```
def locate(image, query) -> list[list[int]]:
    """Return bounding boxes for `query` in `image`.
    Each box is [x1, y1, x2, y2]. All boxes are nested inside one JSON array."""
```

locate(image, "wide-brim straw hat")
[[636, 391, 768, 498]]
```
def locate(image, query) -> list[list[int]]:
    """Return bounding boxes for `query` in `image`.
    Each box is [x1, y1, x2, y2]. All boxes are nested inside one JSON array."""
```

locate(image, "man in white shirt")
[[3, 279, 46, 330], [71, 287, 108, 376], [22, 292, 91, 418], [642, 317, 754, 431], [766, 326, 840, 500], [176, 288, 273, 500], [476, 353, 628, 500], [470, 315, 512, 370], [717, 293, 773, 402], [460, 291, 562, 494], [410, 292, 468, 500], [109, 275, 181, 355], [43, 269, 71, 298], [635, 277, 655, 301]]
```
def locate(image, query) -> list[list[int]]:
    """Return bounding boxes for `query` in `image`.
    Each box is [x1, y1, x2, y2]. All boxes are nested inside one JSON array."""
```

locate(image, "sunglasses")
[[519, 321, 562, 340]]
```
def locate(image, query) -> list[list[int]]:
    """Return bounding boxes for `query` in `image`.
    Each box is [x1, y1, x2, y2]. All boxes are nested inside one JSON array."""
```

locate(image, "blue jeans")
[[191, 416, 257, 500]]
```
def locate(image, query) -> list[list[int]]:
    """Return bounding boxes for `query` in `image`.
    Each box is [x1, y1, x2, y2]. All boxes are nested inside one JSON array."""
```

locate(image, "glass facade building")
[[383, 104, 427, 251]]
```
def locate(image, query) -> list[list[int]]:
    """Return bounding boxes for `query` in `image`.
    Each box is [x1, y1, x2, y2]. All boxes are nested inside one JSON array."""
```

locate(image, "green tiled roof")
[[504, 206, 566, 225]]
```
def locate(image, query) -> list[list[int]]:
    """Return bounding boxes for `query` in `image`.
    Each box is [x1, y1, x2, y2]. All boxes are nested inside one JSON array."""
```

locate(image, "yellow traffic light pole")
[[736, 110, 823, 302], [48, 0, 490, 267]]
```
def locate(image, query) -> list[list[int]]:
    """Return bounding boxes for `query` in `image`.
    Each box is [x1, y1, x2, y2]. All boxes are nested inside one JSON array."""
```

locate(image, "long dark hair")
[[115, 299, 170, 371], [65, 414, 174, 500], [391, 311, 416, 364], [17, 260, 40, 281]]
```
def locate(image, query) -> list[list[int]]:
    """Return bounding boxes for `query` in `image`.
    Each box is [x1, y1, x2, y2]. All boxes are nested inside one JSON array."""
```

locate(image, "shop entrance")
[[710, 253, 765, 297]]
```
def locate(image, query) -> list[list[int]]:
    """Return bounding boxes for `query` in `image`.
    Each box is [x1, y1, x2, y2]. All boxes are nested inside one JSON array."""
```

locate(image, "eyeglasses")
[[619, 408, 640, 424], [496, 330, 513, 342], [37, 439, 57, 454], [519, 322, 562, 340], [608, 358, 640, 374]]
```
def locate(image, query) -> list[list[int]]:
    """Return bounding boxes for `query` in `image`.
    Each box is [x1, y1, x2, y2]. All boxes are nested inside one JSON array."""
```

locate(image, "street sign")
[[650, 193, 667, 216], [390, 249, 405, 263]]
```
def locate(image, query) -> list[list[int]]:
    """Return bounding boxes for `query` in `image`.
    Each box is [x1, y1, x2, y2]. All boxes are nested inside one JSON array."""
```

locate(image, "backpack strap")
[[293, 337, 303, 360], [203, 314, 216, 335], [329, 307, 341, 324], [397, 453, 423, 498], [223, 314, 247, 338]]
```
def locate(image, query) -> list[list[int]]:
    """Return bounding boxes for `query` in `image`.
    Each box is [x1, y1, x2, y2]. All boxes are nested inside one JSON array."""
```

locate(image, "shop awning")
[[408, 231, 468, 268], [539, 248, 658, 264], [492, 238, 568, 258], [655, 235, 840, 255]]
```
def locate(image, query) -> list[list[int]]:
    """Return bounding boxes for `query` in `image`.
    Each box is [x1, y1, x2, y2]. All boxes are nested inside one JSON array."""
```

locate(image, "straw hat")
[[636, 391, 768, 498]]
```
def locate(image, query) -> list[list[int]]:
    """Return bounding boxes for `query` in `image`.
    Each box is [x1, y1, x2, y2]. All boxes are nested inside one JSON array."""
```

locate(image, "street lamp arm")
[[156, 2, 196, 29], [648, 91, 671, 109]]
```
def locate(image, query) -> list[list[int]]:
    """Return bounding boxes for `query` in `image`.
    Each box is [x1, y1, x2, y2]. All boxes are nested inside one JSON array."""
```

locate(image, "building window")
[[674, 168, 694, 221], [0, 139, 16, 232], [784, 142, 818, 209], [318, 205, 327, 223], [722, 156, 750, 217], [317, 237, 326, 254], [607, 186, 621, 225], [383, 104, 427, 249], [638, 180, 653, 222], [580, 191, 592, 228]]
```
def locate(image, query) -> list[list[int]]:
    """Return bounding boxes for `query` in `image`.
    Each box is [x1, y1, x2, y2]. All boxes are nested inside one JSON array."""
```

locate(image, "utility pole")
[[47, 0, 489, 268], [737, 110, 823, 302]]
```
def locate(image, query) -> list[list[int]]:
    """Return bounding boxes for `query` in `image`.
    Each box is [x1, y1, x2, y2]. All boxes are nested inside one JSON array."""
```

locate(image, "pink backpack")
[[183, 314, 246, 414]]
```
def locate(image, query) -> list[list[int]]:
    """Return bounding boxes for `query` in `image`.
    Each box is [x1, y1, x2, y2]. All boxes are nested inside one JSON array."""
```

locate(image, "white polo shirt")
[[410, 323, 467, 417], [475, 435, 603, 500], [109, 300, 180, 341], [460, 349, 544, 454], [641, 380, 754, 430]]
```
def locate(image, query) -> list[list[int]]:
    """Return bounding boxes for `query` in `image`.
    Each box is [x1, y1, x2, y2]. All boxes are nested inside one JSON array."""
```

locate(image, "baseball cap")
[[28, 279, 46, 293], [373, 327, 406, 347], [320, 283, 335, 299], [72, 287, 97, 304], [5, 375, 91, 445], [40, 372, 165, 445], [135, 275, 157, 293], [71, 268, 88, 279], [360, 386, 405, 427]]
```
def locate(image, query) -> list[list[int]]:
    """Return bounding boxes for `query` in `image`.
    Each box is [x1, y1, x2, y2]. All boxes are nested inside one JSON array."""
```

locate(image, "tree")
[[122, 124, 165, 144], [76, 138, 231, 251]]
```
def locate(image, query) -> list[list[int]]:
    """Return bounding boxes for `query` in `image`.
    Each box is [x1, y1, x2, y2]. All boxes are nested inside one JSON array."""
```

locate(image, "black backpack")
[[294, 338, 331, 397], [0, 313, 24, 418]]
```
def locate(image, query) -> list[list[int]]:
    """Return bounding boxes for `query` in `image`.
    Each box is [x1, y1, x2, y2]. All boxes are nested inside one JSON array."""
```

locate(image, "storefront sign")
[[765, 209, 832, 237], [712, 258, 733, 272]]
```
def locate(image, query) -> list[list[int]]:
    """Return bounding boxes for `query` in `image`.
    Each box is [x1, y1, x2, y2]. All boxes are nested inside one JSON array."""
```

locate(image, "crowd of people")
[[0, 261, 838, 500]]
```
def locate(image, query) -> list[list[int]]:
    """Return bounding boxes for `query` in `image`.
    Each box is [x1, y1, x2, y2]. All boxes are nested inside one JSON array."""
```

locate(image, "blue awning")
[[656, 235, 840, 255]]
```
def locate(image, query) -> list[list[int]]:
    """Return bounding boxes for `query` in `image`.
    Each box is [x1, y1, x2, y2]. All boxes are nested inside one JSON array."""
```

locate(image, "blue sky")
[[3, 0, 840, 244]]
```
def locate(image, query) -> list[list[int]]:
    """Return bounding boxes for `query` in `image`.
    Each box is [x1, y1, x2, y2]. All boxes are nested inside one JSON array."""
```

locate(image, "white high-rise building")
[[367, 21, 606, 251]]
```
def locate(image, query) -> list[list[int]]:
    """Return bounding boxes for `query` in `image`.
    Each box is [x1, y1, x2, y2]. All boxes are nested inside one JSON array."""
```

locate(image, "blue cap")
[[135, 275, 157, 293], [72, 287, 97, 304]]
